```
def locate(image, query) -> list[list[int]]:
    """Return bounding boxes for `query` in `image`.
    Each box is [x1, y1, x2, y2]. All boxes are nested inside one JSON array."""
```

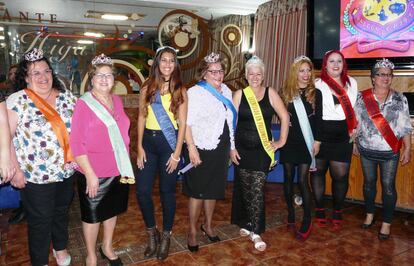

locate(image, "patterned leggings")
[[239, 168, 267, 234]]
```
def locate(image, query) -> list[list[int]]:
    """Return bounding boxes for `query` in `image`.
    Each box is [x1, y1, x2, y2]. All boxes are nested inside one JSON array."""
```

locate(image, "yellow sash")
[[243, 86, 275, 169]]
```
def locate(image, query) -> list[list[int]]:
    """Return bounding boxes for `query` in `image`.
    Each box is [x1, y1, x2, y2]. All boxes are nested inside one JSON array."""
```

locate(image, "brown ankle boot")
[[144, 227, 160, 258], [156, 231, 171, 261]]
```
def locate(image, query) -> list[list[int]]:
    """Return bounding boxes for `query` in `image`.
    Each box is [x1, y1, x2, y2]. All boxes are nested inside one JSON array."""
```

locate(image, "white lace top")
[[187, 83, 235, 150]]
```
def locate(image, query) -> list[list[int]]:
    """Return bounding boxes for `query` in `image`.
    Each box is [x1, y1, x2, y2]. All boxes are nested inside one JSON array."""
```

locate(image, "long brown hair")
[[141, 47, 185, 118], [280, 58, 316, 106]]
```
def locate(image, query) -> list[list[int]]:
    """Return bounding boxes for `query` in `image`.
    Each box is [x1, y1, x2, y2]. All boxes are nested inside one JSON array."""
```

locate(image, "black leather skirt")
[[77, 172, 129, 223]]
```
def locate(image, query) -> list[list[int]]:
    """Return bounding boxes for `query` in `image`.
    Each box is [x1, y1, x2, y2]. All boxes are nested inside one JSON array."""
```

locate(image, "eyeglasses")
[[207, 69, 225, 75], [29, 69, 53, 78], [95, 73, 114, 79], [375, 73, 393, 78]]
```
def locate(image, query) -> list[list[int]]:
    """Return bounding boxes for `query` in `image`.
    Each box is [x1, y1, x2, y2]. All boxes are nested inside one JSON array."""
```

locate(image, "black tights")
[[283, 163, 312, 232], [311, 158, 350, 219]]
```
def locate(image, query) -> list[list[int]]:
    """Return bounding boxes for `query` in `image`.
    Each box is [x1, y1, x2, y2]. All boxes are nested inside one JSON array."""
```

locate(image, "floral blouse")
[[355, 90, 412, 151], [6, 89, 77, 184]]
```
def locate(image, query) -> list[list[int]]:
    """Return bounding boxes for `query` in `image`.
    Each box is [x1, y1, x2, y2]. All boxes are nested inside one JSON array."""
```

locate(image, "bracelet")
[[170, 153, 180, 162]]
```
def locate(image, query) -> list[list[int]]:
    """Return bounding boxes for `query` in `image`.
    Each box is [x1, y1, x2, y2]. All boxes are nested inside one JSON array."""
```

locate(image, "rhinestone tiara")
[[156, 46, 178, 55], [246, 55, 263, 65], [92, 53, 113, 66], [293, 55, 311, 64], [24, 48, 44, 62], [204, 52, 220, 63], [374, 58, 394, 70]]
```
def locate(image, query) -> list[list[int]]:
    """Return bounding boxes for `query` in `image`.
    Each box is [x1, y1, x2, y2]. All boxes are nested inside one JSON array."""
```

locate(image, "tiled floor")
[[1, 180, 414, 265]]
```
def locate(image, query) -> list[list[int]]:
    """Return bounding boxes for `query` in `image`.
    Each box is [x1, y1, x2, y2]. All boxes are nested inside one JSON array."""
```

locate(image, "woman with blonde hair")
[[279, 55, 317, 240], [231, 55, 289, 250]]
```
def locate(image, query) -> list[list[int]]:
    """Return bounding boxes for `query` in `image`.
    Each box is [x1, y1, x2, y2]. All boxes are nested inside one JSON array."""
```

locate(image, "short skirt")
[[316, 141, 353, 163], [77, 172, 129, 223]]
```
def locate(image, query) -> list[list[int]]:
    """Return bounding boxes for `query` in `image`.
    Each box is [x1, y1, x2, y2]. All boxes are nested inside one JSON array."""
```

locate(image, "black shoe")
[[378, 232, 390, 240], [187, 243, 199, 252], [361, 219, 375, 229], [8, 208, 26, 224], [99, 247, 123, 266], [156, 231, 171, 261], [144, 227, 160, 258], [200, 224, 220, 242]]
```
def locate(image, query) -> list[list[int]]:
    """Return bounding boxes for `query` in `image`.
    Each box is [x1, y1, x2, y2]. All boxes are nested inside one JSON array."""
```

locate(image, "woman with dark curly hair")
[[136, 46, 187, 260], [7, 48, 77, 266]]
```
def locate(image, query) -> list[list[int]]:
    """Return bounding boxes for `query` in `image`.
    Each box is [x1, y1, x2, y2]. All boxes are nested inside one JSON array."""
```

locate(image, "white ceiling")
[[1, 0, 266, 34]]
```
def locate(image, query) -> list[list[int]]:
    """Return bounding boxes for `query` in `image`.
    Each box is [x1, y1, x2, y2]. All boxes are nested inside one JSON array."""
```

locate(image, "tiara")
[[293, 55, 311, 64], [92, 53, 113, 66], [156, 46, 178, 55], [204, 52, 220, 63], [374, 58, 394, 69], [246, 55, 263, 65], [24, 48, 44, 62]]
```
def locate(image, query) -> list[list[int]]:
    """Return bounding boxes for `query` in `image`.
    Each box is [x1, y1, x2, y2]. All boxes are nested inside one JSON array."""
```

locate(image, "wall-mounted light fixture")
[[77, 39, 94, 44]]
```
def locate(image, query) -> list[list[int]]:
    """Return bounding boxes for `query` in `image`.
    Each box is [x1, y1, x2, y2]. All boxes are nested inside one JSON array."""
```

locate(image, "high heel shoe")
[[361, 218, 375, 229], [331, 210, 343, 232], [200, 224, 220, 242], [296, 223, 313, 241], [315, 208, 328, 228], [187, 234, 199, 252], [378, 232, 390, 240], [99, 246, 123, 266]]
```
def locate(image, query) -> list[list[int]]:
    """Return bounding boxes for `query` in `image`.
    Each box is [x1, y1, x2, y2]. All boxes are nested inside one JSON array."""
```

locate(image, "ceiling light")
[[0, 36, 5, 40], [77, 39, 94, 44], [84, 32, 105, 38], [101, 14, 128, 21], [0, 27, 3, 31]]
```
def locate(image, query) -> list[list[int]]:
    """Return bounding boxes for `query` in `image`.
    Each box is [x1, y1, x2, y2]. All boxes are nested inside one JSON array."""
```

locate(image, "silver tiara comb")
[[374, 58, 394, 69], [293, 55, 311, 64], [156, 46, 178, 55], [24, 48, 44, 62], [92, 53, 113, 66], [246, 55, 264, 65], [204, 52, 220, 63]]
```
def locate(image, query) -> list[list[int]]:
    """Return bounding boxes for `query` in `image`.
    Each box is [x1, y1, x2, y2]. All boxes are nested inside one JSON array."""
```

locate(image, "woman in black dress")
[[231, 56, 289, 251], [279, 56, 316, 240]]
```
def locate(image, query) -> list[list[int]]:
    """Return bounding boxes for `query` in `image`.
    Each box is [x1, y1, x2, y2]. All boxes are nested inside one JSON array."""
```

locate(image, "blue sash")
[[293, 96, 316, 171], [150, 90, 177, 151], [197, 80, 237, 131]]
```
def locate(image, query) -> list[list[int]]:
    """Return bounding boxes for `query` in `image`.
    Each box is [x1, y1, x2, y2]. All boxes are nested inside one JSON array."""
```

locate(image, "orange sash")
[[361, 89, 402, 154], [327, 78, 358, 136], [25, 89, 74, 162]]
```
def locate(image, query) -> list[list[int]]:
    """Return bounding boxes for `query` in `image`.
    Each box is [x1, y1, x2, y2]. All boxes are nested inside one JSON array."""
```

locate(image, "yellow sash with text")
[[243, 86, 275, 169]]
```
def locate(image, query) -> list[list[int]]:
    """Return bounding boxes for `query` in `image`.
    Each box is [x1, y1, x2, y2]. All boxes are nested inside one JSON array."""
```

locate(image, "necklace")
[[44, 89, 54, 101]]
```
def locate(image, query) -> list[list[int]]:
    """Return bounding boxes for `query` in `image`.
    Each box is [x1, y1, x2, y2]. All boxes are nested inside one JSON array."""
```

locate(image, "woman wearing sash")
[[312, 50, 358, 231], [7, 48, 76, 266], [354, 59, 411, 240], [230, 56, 289, 251], [70, 54, 132, 266], [279, 56, 316, 240], [184, 52, 235, 252], [136, 46, 187, 260]]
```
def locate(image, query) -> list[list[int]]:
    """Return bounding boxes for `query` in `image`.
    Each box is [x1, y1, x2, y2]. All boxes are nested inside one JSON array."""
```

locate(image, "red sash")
[[327, 78, 358, 136], [25, 89, 74, 162], [361, 89, 402, 154]]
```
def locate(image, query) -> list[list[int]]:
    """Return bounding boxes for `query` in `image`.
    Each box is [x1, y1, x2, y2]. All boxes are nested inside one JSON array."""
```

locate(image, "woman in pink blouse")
[[70, 54, 133, 266]]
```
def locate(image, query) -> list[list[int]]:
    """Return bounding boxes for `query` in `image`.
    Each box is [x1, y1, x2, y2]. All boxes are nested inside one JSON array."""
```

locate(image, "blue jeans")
[[359, 146, 399, 223], [136, 129, 178, 231]]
